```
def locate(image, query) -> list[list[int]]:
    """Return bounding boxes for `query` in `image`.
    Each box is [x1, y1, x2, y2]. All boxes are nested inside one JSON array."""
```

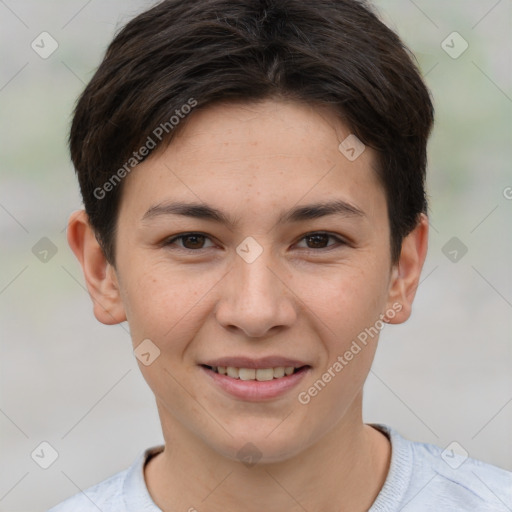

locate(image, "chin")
[[202, 422, 315, 466]]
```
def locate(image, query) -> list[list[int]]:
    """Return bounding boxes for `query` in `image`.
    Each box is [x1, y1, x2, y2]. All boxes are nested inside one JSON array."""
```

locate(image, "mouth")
[[201, 364, 307, 381], [199, 359, 311, 401]]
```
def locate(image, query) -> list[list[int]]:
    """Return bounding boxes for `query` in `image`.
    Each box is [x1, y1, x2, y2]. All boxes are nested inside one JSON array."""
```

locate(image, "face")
[[83, 99, 419, 463]]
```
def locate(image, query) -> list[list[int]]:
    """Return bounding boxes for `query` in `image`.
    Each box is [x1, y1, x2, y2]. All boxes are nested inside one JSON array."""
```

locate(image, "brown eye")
[[183, 234, 205, 249], [164, 233, 215, 251], [296, 232, 345, 250], [305, 233, 330, 249]]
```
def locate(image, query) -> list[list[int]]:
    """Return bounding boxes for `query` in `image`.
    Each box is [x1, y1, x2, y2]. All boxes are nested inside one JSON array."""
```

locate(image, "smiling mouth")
[[201, 364, 308, 381]]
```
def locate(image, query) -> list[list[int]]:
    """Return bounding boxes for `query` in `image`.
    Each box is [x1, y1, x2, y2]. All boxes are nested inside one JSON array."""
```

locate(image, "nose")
[[214, 247, 297, 338]]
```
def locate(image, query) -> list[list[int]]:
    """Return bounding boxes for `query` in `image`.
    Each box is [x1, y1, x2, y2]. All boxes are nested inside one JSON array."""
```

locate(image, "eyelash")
[[162, 231, 347, 253]]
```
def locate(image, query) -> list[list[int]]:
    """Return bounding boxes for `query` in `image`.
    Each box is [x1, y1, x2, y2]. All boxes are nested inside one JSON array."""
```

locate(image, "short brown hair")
[[69, 0, 434, 264]]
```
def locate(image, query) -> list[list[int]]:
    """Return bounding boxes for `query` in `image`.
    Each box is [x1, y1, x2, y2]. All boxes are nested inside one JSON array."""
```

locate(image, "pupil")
[[182, 234, 328, 250], [307, 234, 328, 248], [184, 234, 204, 249]]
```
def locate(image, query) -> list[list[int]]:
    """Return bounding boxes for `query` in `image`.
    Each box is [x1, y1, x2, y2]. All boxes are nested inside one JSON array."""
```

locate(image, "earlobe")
[[385, 213, 429, 324], [66, 210, 127, 325]]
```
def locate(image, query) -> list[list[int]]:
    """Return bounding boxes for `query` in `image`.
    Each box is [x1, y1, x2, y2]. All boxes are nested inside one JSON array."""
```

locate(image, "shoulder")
[[371, 423, 512, 511], [409, 437, 512, 510], [46, 445, 164, 512], [47, 468, 127, 512]]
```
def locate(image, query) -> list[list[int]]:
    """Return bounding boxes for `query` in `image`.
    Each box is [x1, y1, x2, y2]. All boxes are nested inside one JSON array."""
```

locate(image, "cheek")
[[120, 242, 390, 353], [120, 261, 209, 347], [301, 264, 389, 403], [121, 257, 246, 361], [303, 263, 388, 342], [295, 269, 386, 425]]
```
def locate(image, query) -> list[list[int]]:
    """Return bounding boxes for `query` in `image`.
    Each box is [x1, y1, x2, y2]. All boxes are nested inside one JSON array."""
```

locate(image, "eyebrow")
[[141, 199, 365, 229]]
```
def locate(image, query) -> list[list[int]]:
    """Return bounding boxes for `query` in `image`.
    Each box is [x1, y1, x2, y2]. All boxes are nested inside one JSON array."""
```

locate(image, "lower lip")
[[200, 366, 310, 401]]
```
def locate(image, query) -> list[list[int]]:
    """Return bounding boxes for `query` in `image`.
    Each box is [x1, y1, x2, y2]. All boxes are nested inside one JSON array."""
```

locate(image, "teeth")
[[210, 365, 301, 380], [273, 367, 285, 378], [239, 368, 256, 380], [226, 366, 239, 378], [256, 368, 274, 381]]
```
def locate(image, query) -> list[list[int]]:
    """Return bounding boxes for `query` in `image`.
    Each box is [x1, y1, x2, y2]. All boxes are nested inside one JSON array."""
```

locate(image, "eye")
[[295, 232, 346, 251], [162, 231, 346, 252], [164, 232, 215, 251]]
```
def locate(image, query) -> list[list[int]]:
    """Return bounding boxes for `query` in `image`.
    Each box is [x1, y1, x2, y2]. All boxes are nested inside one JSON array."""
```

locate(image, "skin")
[[68, 99, 428, 512]]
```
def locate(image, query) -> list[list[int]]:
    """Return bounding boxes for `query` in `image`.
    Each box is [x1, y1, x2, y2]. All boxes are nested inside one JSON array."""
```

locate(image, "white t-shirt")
[[47, 423, 512, 511]]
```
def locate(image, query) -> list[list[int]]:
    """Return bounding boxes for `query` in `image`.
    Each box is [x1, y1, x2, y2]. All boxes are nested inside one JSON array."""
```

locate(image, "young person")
[[49, 0, 512, 510]]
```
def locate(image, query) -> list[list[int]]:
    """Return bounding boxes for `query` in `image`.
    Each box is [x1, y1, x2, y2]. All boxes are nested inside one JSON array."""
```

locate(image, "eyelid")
[[295, 231, 347, 250], [163, 232, 216, 250], [163, 231, 348, 252]]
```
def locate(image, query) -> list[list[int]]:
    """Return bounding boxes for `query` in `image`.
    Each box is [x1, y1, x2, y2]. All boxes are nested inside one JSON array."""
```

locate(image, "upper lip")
[[201, 356, 310, 369]]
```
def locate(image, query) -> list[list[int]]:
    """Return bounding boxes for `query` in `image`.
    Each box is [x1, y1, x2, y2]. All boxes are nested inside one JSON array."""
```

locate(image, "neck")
[[145, 397, 391, 512]]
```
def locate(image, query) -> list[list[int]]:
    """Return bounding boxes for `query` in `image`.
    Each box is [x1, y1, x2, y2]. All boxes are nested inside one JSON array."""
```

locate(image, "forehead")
[[166, 99, 368, 169], [119, 99, 385, 226]]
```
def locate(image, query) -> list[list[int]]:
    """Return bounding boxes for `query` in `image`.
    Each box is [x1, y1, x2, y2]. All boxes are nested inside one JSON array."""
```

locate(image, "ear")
[[384, 213, 429, 324], [66, 210, 127, 325]]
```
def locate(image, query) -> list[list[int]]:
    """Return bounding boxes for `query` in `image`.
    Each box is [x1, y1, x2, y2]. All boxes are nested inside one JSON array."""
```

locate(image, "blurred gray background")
[[1, 1, 511, 510]]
